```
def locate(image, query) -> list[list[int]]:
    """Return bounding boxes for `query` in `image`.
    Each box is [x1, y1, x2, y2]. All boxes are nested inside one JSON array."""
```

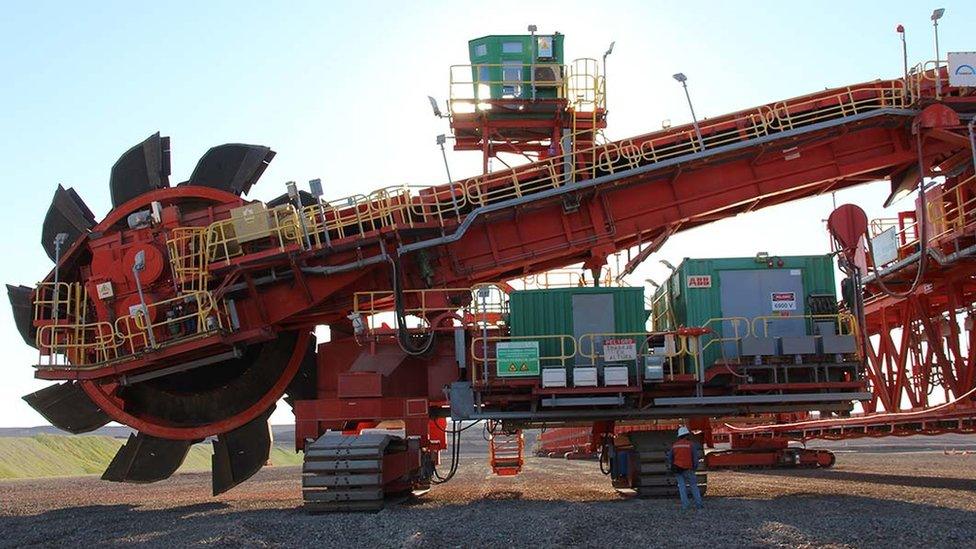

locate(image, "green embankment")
[[0, 434, 302, 480]]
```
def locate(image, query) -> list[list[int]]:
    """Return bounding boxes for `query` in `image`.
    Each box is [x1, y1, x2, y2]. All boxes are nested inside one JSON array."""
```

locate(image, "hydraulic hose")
[[387, 252, 435, 356], [866, 128, 930, 298], [599, 441, 612, 475], [430, 420, 482, 484]]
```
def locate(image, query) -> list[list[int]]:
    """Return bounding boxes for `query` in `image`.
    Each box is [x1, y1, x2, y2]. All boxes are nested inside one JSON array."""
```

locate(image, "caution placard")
[[771, 291, 797, 311], [603, 338, 637, 362], [496, 341, 540, 377]]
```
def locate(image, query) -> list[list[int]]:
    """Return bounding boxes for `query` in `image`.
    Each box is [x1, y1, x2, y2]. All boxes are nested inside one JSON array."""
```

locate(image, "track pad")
[[22, 382, 110, 434], [211, 407, 275, 496], [102, 432, 192, 483]]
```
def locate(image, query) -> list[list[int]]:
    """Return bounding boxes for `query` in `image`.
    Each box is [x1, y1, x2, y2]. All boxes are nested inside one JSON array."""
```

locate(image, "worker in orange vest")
[[666, 426, 703, 510]]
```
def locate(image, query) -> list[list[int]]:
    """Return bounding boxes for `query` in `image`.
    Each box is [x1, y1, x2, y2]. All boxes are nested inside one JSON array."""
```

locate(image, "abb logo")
[[687, 275, 712, 288]]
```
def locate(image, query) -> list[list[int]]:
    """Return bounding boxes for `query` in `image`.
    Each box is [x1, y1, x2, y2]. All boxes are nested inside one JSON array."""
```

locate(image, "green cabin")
[[468, 33, 565, 100], [508, 286, 648, 381], [651, 254, 838, 370]]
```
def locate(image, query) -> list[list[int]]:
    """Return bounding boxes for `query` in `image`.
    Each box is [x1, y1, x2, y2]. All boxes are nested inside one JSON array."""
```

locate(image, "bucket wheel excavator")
[[7, 26, 976, 511], [10, 133, 317, 494]]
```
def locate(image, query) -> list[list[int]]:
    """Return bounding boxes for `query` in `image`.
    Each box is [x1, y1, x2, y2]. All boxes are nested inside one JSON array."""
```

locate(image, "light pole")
[[931, 8, 945, 98], [968, 118, 976, 178], [436, 134, 460, 218], [286, 181, 312, 249], [672, 73, 704, 150], [132, 250, 156, 349], [308, 178, 331, 248], [528, 24, 537, 101], [602, 41, 615, 105], [896, 24, 908, 97], [51, 233, 68, 323]]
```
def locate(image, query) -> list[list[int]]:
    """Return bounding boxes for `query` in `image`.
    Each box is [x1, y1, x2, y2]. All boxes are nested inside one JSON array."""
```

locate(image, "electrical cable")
[[598, 440, 612, 475], [387, 252, 435, 356], [865, 128, 931, 298], [432, 419, 464, 484]]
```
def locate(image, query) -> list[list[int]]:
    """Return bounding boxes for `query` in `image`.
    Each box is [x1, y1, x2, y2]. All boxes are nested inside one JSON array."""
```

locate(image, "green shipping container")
[[651, 254, 837, 370], [468, 33, 565, 100], [509, 286, 649, 377]]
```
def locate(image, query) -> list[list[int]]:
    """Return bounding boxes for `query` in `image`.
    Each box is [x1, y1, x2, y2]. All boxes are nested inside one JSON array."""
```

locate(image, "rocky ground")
[[1, 445, 974, 548]]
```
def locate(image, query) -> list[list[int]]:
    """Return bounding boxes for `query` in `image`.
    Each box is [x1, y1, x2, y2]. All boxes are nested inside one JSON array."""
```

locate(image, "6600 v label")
[[771, 291, 797, 311]]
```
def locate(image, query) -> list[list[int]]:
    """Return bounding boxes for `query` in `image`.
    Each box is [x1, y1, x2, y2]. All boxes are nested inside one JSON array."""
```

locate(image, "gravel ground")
[[1, 450, 974, 548]]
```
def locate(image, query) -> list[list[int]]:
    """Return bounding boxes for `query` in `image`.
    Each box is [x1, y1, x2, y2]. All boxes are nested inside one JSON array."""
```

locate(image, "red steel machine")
[[8, 29, 976, 510]]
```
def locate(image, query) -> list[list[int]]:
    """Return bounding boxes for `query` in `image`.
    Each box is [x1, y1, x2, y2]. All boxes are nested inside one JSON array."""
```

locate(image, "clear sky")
[[0, 1, 972, 427]]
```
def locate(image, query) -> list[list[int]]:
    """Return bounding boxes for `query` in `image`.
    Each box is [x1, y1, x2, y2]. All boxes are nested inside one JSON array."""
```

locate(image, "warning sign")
[[771, 292, 797, 311], [496, 341, 540, 377], [603, 338, 637, 362], [687, 275, 712, 288]]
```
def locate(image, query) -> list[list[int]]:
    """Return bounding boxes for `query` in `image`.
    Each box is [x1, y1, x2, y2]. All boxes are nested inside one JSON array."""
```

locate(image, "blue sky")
[[0, 1, 972, 426]]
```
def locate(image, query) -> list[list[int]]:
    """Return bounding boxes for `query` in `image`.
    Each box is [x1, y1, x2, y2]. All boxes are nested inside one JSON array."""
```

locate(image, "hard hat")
[[677, 426, 690, 438]]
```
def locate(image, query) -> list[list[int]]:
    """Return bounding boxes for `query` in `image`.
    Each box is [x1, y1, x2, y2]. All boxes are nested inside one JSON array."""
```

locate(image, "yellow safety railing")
[[577, 332, 689, 362], [587, 82, 905, 181], [519, 268, 616, 289], [33, 282, 87, 325], [352, 284, 510, 335], [566, 58, 605, 113], [127, 291, 222, 344], [165, 81, 909, 277], [470, 334, 577, 383], [166, 227, 210, 292], [471, 330, 698, 382], [868, 173, 976, 268], [354, 287, 476, 316], [35, 321, 117, 368], [751, 313, 858, 338], [907, 61, 947, 102], [699, 317, 751, 355], [462, 309, 861, 385], [448, 59, 604, 115], [34, 290, 225, 370], [650, 288, 679, 333], [449, 62, 568, 113]]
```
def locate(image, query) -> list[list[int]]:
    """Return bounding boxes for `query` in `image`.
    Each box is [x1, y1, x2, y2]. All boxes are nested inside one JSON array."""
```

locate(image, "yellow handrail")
[[352, 284, 510, 335], [35, 290, 225, 370], [750, 313, 857, 338], [868, 173, 976, 268], [470, 335, 578, 381], [33, 282, 87, 324], [576, 331, 687, 365], [164, 82, 907, 277], [166, 227, 209, 292], [36, 321, 117, 367], [125, 291, 222, 344], [699, 317, 751, 354], [519, 268, 616, 289]]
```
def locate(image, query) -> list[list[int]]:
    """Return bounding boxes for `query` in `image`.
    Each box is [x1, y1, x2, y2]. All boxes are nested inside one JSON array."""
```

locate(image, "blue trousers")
[[675, 468, 703, 509]]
